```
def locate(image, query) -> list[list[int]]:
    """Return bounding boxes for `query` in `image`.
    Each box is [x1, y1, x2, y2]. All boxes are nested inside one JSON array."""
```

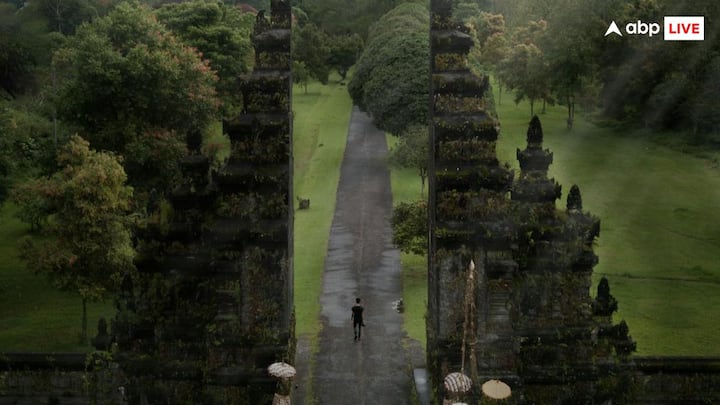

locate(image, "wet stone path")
[[309, 107, 412, 404]]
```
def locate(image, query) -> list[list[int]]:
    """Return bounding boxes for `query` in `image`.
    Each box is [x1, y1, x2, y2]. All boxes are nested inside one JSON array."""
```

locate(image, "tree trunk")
[[81, 297, 88, 345], [498, 83, 502, 106], [530, 99, 535, 117], [420, 168, 427, 197], [542, 99, 546, 114], [52, 64, 58, 148], [567, 95, 575, 129]]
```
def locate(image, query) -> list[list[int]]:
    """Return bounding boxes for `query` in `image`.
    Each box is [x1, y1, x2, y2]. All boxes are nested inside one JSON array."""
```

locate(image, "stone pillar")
[[428, 0, 517, 401], [207, 0, 294, 401]]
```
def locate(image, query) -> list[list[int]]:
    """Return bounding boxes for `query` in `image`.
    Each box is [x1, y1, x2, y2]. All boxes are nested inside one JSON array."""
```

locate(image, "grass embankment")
[[293, 79, 353, 339], [0, 205, 113, 352], [494, 90, 720, 355], [386, 136, 428, 349]]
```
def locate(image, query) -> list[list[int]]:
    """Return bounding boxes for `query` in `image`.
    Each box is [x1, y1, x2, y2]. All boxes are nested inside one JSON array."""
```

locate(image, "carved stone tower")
[[428, 1, 635, 403], [114, 2, 294, 403], [428, 0, 516, 398]]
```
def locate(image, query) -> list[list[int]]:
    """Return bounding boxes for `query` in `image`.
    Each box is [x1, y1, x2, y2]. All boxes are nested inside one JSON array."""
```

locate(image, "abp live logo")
[[665, 16, 704, 41], [604, 16, 704, 41]]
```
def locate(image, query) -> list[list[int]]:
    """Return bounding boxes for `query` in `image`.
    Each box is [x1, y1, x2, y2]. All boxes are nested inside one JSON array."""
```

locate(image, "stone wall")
[[0, 353, 124, 405]]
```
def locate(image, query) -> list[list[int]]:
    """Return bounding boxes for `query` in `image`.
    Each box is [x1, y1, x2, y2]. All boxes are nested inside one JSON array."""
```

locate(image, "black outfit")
[[351, 304, 364, 340]]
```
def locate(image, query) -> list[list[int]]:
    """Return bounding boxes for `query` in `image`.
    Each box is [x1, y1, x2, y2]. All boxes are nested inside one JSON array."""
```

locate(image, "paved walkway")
[[309, 107, 412, 404]]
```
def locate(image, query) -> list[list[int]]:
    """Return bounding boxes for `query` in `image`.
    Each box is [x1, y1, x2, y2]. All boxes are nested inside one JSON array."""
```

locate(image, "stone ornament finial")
[[527, 115, 543, 145], [593, 276, 618, 316], [567, 184, 583, 212]]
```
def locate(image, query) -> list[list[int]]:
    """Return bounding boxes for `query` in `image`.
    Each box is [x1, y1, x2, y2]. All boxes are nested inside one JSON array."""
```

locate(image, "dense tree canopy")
[[0, 8, 35, 99], [348, 2, 428, 135], [156, 0, 254, 113], [301, 0, 402, 38], [489, 0, 720, 136], [53, 2, 219, 193]]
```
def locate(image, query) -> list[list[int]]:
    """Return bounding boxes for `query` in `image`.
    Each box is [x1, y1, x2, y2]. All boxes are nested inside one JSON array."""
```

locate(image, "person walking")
[[351, 298, 365, 341]]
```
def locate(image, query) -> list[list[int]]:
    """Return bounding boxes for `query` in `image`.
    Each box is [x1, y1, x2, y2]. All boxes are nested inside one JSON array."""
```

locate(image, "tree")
[[293, 60, 311, 93], [0, 102, 55, 203], [27, 0, 98, 35], [302, 0, 400, 39], [391, 200, 427, 256], [0, 3, 40, 99], [155, 0, 254, 114], [498, 41, 549, 117], [463, 11, 509, 103], [292, 22, 330, 84], [327, 33, 363, 80], [388, 125, 429, 194], [17, 135, 135, 343], [52, 2, 219, 194], [535, 0, 603, 129], [348, 3, 428, 135]]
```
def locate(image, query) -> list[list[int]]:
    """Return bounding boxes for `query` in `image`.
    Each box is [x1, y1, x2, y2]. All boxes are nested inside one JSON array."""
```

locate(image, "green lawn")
[[493, 87, 720, 355], [0, 205, 114, 352], [293, 79, 353, 338]]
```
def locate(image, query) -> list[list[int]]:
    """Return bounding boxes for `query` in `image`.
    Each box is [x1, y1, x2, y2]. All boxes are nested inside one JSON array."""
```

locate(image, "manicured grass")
[[387, 135, 428, 349], [493, 84, 720, 355], [293, 79, 353, 338], [0, 205, 114, 352]]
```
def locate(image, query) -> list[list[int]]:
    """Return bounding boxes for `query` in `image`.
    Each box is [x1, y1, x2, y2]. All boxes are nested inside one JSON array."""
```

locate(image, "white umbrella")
[[481, 379, 512, 399], [268, 362, 296, 379], [444, 372, 472, 394]]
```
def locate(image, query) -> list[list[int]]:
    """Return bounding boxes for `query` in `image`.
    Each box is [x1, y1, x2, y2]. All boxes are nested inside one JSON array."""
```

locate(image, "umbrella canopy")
[[444, 372, 472, 393], [268, 362, 296, 379], [481, 379, 512, 399]]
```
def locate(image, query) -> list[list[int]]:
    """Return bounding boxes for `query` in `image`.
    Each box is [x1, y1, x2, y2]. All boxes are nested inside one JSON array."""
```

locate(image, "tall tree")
[[327, 33, 363, 80], [388, 125, 429, 194], [391, 200, 427, 255], [0, 3, 42, 99], [348, 2, 428, 135], [155, 0, 254, 115], [52, 2, 219, 194], [292, 60, 311, 93], [498, 41, 548, 116], [17, 135, 135, 343], [292, 22, 330, 84]]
